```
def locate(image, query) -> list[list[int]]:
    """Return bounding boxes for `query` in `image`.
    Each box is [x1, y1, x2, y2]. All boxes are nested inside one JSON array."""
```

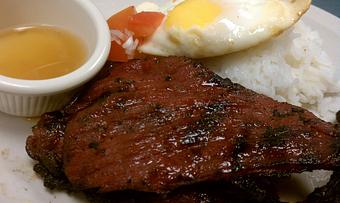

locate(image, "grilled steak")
[[26, 57, 340, 194], [32, 161, 281, 203], [86, 178, 281, 203]]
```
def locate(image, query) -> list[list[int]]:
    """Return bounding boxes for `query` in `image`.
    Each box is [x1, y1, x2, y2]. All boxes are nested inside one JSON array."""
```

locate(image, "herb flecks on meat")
[[26, 57, 340, 196]]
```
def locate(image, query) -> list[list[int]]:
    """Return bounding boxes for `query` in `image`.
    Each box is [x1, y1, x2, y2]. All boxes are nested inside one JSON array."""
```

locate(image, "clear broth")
[[0, 25, 87, 80]]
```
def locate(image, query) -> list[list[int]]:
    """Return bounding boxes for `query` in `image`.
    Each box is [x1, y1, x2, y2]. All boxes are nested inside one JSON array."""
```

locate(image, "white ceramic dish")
[[0, 1, 339, 202], [0, 0, 110, 117]]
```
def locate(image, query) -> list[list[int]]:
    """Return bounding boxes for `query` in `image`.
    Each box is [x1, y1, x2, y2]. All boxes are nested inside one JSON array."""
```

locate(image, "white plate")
[[0, 1, 339, 203]]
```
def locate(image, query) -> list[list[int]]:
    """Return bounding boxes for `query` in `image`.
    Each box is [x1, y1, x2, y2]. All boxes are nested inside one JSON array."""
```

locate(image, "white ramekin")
[[0, 0, 111, 117]]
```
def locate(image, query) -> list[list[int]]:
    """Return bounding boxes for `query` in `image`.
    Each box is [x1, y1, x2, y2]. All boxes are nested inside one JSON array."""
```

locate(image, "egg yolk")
[[166, 0, 222, 30]]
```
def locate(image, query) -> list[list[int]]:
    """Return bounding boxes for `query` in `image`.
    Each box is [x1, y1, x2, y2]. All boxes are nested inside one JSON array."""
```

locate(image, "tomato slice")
[[128, 12, 165, 38], [106, 6, 164, 62], [107, 6, 137, 30], [108, 41, 128, 62]]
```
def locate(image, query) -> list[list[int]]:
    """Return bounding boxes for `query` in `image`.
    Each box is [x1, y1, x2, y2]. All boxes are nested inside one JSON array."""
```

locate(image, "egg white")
[[139, 0, 312, 58]]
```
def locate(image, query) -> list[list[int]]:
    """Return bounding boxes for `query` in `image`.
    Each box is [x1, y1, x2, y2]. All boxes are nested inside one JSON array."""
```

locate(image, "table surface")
[[313, 0, 340, 17]]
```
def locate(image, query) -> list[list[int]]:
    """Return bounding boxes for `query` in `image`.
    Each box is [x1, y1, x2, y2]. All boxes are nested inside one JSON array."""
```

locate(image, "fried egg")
[[138, 0, 312, 58]]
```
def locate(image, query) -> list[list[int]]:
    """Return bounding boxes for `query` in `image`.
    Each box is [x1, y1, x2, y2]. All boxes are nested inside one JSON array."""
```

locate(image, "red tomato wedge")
[[106, 6, 165, 62], [128, 12, 165, 38], [108, 41, 128, 62], [107, 6, 136, 30]]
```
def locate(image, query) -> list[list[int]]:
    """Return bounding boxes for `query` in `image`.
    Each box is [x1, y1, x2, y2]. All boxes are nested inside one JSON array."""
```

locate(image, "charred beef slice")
[[26, 57, 340, 194], [85, 177, 281, 203]]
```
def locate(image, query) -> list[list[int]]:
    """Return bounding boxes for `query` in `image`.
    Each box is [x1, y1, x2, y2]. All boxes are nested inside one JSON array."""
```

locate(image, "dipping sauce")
[[0, 25, 87, 80]]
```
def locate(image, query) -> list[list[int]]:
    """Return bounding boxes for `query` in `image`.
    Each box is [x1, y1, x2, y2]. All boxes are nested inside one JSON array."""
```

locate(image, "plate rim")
[[1, 2, 340, 203]]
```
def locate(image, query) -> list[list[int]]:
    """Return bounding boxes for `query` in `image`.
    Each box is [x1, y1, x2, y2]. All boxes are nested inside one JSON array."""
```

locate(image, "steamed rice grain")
[[204, 21, 340, 122]]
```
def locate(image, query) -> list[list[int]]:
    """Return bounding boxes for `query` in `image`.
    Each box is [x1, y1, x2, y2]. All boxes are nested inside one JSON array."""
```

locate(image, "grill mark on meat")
[[84, 177, 282, 203], [26, 57, 340, 194], [298, 154, 320, 165], [180, 102, 228, 145], [260, 126, 291, 148], [332, 137, 340, 158], [205, 74, 233, 88]]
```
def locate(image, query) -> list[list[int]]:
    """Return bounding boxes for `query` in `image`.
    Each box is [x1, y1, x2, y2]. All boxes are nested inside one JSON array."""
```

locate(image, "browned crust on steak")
[[26, 57, 340, 194]]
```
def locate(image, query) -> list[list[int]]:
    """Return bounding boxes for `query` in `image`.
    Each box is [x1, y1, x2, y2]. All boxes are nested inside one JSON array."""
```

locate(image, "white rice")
[[204, 21, 340, 123], [204, 21, 340, 197]]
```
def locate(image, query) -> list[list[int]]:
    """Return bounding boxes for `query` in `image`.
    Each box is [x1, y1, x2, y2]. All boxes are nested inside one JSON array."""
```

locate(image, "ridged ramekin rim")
[[0, 0, 111, 95]]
